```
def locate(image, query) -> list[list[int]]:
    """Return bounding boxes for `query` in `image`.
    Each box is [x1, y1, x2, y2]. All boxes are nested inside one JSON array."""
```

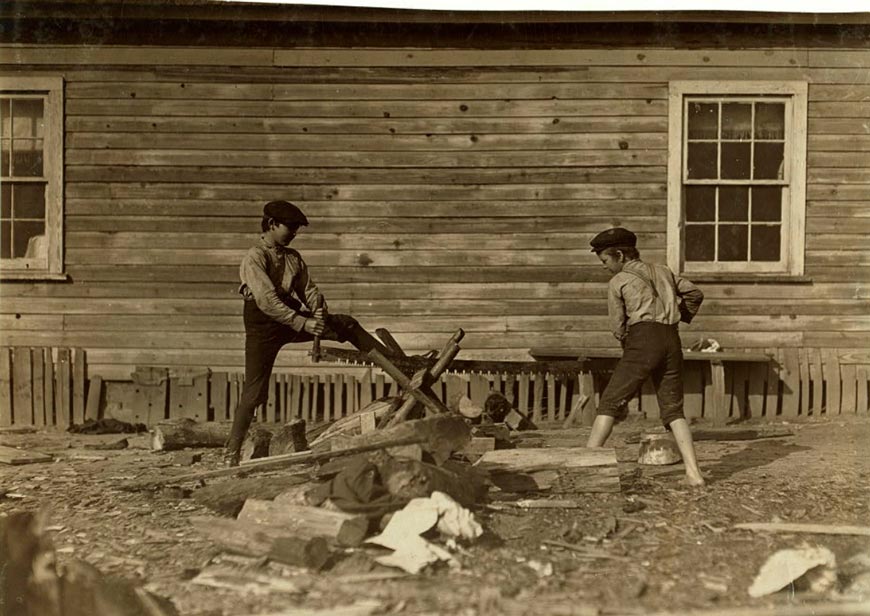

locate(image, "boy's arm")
[[674, 274, 704, 322], [241, 250, 309, 331], [292, 257, 327, 313], [607, 278, 628, 342]]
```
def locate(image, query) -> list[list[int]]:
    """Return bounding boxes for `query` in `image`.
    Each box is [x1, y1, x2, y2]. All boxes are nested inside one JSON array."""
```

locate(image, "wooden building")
[[1, 1, 868, 426]]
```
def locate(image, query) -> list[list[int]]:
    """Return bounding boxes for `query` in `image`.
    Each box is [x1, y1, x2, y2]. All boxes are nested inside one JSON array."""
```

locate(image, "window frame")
[[0, 75, 65, 281], [667, 81, 808, 279]]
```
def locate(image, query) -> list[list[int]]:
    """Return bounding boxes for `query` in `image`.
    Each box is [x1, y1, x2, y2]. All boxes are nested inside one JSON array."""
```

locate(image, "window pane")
[[12, 220, 45, 258], [752, 186, 782, 221], [721, 103, 752, 140], [685, 225, 715, 261], [719, 186, 749, 221], [14, 183, 46, 218], [12, 99, 44, 138], [687, 102, 718, 139], [685, 186, 716, 221], [721, 142, 751, 179], [718, 225, 748, 261], [0, 220, 10, 258], [11, 139, 43, 177], [687, 142, 718, 179], [751, 225, 781, 261], [754, 142, 784, 180], [0, 139, 8, 176], [755, 103, 785, 140], [0, 99, 8, 138], [0, 183, 9, 217]]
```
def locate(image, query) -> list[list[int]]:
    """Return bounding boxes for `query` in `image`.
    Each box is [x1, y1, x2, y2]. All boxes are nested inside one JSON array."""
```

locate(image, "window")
[[0, 76, 64, 280], [667, 82, 807, 277]]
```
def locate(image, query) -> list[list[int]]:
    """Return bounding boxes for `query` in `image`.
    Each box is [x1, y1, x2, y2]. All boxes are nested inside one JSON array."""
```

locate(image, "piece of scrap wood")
[[508, 499, 586, 509], [540, 539, 631, 562], [640, 602, 870, 616], [0, 445, 52, 465], [241, 599, 384, 616], [191, 566, 309, 596], [733, 522, 870, 537]]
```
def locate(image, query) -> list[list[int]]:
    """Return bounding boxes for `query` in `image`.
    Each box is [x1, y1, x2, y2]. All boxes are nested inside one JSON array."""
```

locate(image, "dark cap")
[[263, 200, 309, 227], [589, 227, 637, 253]]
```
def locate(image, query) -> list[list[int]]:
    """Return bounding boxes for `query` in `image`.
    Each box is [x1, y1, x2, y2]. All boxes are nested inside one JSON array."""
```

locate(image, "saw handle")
[[311, 294, 324, 363]]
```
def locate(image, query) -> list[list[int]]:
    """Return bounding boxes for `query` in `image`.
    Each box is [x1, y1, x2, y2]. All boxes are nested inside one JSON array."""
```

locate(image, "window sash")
[[667, 81, 807, 278], [0, 76, 63, 278]]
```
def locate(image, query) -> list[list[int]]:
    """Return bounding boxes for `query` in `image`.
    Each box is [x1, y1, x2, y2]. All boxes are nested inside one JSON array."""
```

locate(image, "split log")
[[236, 499, 369, 547], [151, 419, 231, 451], [268, 418, 308, 456], [190, 516, 329, 569], [192, 472, 311, 517], [474, 447, 620, 494], [374, 454, 487, 507], [311, 414, 471, 466], [241, 424, 274, 462], [458, 437, 496, 461], [472, 423, 513, 448], [504, 408, 536, 431]]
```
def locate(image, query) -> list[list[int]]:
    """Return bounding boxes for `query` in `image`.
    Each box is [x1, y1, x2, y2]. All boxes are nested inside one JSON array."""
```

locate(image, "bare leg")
[[586, 415, 616, 448], [668, 418, 705, 486]]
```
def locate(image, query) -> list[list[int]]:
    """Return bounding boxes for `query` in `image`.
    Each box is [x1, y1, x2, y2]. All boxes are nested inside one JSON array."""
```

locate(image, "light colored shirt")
[[238, 235, 324, 331], [607, 259, 703, 341]]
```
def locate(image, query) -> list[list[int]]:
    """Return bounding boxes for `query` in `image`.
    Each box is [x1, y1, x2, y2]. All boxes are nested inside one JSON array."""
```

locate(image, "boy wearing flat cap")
[[223, 200, 391, 466], [587, 227, 706, 487]]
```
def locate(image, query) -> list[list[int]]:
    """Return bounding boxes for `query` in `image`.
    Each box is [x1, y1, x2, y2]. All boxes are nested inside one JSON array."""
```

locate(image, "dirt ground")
[[2, 414, 869, 616]]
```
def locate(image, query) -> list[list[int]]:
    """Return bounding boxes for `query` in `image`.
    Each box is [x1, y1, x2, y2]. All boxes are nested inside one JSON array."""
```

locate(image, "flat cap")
[[589, 227, 637, 252], [264, 200, 309, 227]]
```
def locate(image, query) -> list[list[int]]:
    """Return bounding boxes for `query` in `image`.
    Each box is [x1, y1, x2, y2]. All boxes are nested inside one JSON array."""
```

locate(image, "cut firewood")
[[472, 424, 513, 449], [268, 419, 308, 457], [190, 515, 330, 569], [562, 395, 589, 428], [151, 419, 231, 451], [733, 522, 870, 537], [311, 414, 471, 466], [241, 424, 274, 462], [236, 499, 369, 547], [192, 472, 311, 517], [374, 454, 488, 507], [458, 437, 496, 461], [504, 408, 536, 431], [474, 447, 620, 494]]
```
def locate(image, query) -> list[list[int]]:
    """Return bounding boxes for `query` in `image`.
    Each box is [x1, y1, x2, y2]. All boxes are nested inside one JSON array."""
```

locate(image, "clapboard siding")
[[0, 42, 867, 379]]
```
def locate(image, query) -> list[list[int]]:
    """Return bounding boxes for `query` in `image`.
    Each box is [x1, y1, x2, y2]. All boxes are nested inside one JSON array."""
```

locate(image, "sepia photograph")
[[1, 0, 869, 614]]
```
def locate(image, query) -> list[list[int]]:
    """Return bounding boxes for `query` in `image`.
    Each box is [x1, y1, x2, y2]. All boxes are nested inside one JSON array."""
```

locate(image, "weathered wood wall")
[[0, 45, 868, 383]]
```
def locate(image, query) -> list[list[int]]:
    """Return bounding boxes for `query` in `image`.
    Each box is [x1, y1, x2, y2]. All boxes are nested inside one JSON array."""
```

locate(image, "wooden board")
[[12, 348, 33, 427], [474, 447, 620, 494], [0, 445, 52, 465], [781, 348, 801, 418], [210, 372, 229, 422], [763, 348, 779, 419], [810, 348, 825, 415], [32, 350, 45, 428], [43, 349, 55, 426], [85, 376, 102, 422], [0, 348, 12, 427], [857, 366, 869, 415], [73, 348, 86, 425], [821, 349, 842, 415], [55, 349, 72, 429]]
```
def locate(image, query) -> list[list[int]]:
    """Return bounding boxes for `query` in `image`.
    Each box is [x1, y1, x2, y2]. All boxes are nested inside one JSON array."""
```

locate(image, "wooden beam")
[[236, 500, 368, 547], [474, 447, 619, 493]]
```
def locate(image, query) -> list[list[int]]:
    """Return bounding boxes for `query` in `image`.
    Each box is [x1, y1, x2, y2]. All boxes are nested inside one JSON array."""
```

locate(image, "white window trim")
[[667, 80, 808, 278], [0, 75, 65, 281]]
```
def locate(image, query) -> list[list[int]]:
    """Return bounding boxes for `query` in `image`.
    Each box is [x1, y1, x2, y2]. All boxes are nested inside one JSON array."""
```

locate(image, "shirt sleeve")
[[674, 274, 704, 322], [290, 254, 326, 313], [607, 277, 629, 341], [240, 249, 309, 331]]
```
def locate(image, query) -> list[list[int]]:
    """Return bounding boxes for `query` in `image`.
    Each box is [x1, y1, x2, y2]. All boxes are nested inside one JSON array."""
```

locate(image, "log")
[[236, 499, 369, 547], [374, 454, 487, 507], [474, 447, 620, 494], [310, 414, 471, 466], [458, 437, 496, 460], [192, 472, 311, 517], [268, 418, 308, 456], [190, 516, 330, 569], [124, 433, 425, 490], [504, 408, 536, 431], [309, 398, 402, 448], [151, 419, 230, 451], [240, 424, 273, 462], [472, 423, 513, 448]]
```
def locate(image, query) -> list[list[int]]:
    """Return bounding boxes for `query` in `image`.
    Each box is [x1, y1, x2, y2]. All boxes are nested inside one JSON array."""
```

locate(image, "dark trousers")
[[596, 322, 685, 426], [226, 301, 387, 453]]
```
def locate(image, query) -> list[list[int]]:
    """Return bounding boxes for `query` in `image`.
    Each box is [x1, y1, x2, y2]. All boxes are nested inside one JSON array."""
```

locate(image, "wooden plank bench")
[[529, 347, 772, 426]]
